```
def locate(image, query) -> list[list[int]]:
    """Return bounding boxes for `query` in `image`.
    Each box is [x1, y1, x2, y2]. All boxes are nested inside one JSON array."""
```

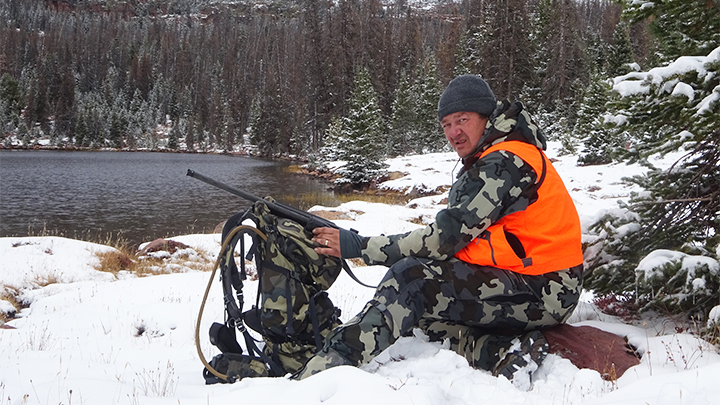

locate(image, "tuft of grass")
[[33, 274, 60, 288], [95, 250, 136, 275], [0, 286, 24, 323], [135, 361, 177, 397], [94, 242, 214, 276], [407, 215, 430, 226], [27, 321, 56, 351], [701, 320, 720, 349]]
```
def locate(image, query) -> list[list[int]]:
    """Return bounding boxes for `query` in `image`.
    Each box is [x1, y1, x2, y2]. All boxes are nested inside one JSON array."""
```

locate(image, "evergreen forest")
[[1, 0, 643, 157]]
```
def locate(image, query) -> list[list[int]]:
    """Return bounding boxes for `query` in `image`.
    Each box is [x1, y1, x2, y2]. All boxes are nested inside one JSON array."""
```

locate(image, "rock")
[[139, 238, 189, 255], [544, 324, 641, 380]]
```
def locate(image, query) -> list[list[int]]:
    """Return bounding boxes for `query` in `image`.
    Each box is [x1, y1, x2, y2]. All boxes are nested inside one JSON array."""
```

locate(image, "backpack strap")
[[341, 259, 377, 289], [241, 328, 284, 376], [197, 221, 288, 382], [307, 291, 326, 349]]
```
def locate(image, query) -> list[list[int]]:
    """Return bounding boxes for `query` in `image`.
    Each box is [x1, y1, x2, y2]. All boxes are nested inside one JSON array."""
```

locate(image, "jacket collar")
[[459, 100, 547, 175]]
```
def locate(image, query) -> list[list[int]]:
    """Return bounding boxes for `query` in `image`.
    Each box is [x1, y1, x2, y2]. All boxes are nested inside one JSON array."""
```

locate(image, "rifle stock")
[[186, 169, 339, 231]]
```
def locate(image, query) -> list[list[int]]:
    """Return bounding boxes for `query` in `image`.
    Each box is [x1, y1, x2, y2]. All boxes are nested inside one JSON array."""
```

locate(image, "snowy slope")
[[1, 141, 719, 404]]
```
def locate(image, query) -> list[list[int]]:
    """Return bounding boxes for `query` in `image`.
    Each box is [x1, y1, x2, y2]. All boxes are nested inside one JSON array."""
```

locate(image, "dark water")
[[0, 150, 338, 247]]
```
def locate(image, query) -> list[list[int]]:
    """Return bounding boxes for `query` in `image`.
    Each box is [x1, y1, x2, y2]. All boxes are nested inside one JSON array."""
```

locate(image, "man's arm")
[[360, 150, 539, 267]]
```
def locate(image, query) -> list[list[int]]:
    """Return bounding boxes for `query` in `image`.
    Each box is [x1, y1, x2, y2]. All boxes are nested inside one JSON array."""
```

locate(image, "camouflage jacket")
[[360, 101, 548, 267]]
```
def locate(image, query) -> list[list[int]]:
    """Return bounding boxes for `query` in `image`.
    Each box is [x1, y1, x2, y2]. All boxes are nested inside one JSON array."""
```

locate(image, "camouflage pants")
[[296, 257, 583, 379]]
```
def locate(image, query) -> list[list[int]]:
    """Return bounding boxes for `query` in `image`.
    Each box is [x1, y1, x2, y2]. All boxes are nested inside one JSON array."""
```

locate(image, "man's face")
[[441, 111, 488, 158]]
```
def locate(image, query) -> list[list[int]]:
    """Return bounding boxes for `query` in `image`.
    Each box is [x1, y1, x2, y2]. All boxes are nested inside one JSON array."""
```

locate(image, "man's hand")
[[312, 227, 341, 257]]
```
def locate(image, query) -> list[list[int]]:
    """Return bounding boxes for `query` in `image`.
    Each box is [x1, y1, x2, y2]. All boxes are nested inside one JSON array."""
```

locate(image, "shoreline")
[[0, 143, 309, 163]]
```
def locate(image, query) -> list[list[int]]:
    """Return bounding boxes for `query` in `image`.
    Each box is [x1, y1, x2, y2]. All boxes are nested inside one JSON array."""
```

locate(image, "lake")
[[0, 150, 339, 247]]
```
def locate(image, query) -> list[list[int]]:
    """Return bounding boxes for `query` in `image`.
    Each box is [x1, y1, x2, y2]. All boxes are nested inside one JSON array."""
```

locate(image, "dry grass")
[[24, 224, 133, 247], [348, 258, 366, 267], [33, 274, 61, 288], [705, 324, 720, 349], [407, 215, 431, 226], [95, 249, 137, 275], [0, 286, 24, 323], [285, 165, 306, 174], [135, 361, 178, 397], [335, 191, 411, 206], [335, 184, 450, 206], [94, 243, 214, 276]]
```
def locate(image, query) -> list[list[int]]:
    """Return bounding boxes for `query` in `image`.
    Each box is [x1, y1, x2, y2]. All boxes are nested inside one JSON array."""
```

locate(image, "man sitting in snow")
[[302, 74, 584, 385]]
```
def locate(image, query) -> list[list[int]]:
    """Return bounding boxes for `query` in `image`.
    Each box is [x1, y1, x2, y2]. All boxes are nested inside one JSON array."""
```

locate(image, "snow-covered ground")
[[1, 142, 719, 404]]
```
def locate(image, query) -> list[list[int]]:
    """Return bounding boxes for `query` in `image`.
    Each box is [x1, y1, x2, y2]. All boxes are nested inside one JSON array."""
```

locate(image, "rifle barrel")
[[186, 169, 337, 230], [187, 169, 261, 203]]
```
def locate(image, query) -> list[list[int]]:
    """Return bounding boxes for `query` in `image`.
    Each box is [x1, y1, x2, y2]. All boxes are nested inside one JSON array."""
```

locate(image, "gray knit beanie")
[[437, 75, 497, 121]]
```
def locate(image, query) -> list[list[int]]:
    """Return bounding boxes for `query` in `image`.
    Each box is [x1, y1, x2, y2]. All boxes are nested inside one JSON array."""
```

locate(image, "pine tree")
[[319, 115, 345, 163], [24, 68, 49, 136], [247, 93, 265, 154], [453, 30, 472, 77], [575, 75, 617, 165], [607, 51, 720, 160], [531, 0, 587, 108], [0, 98, 10, 140], [186, 116, 196, 152], [248, 76, 294, 156], [74, 112, 88, 147], [336, 67, 387, 187], [621, 0, 720, 61], [168, 122, 179, 150], [584, 47, 720, 317], [606, 21, 634, 77], [0, 73, 22, 129], [108, 113, 126, 149], [412, 53, 445, 153], [388, 70, 417, 156], [482, 0, 535, 99], [218, 100, 233, 153]]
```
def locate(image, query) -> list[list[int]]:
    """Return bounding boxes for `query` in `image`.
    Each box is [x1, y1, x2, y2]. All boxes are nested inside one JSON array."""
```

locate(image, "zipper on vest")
[[478, 232, 497, 266]]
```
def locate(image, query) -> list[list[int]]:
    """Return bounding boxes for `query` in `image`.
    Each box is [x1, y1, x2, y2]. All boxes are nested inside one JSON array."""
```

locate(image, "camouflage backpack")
[[202, 198, 361, 383]]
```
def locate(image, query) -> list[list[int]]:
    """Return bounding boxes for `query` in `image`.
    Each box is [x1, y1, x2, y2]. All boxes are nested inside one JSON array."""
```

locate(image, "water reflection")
[[0, 150, 338, 247]]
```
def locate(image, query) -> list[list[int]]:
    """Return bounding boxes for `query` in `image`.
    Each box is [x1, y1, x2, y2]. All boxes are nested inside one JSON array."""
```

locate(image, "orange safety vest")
[[454, 141, 583, 275]]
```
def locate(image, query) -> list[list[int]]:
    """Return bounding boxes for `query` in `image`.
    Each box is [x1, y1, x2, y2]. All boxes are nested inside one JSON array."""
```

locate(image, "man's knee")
[[323, 300, 395, 365], [539, 265, 583, 323], [378, 256, 431, 286]]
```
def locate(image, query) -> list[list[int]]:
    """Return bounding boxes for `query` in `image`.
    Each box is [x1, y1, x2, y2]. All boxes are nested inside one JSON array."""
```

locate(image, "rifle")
[[187, 168, 373, 289], [186, 169, 338, 232]]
